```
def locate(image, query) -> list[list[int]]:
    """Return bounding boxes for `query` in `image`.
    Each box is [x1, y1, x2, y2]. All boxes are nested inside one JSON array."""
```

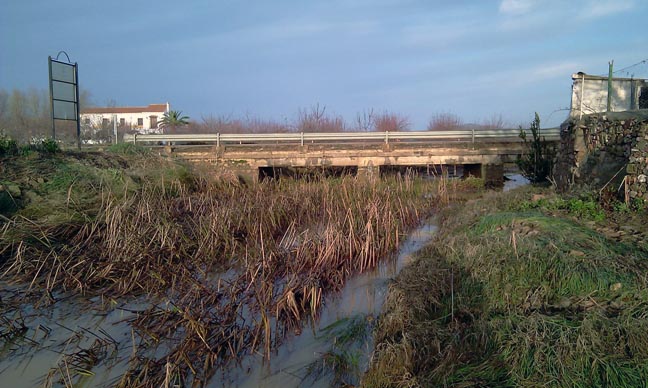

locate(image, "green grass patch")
[[106, 142, 151, 156], [365, 188, 648, 388]]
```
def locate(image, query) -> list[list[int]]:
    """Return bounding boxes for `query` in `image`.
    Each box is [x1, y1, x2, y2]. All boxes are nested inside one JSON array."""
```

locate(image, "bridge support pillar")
[[463, 163, 504, 187], [357, 164, 380, 182], [481, 163, 504, 187]]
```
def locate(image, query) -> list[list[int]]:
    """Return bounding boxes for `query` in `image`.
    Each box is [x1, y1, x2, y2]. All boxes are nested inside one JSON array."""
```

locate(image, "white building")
[[570, 73, 648, 119], [80, 103, 170, 134]]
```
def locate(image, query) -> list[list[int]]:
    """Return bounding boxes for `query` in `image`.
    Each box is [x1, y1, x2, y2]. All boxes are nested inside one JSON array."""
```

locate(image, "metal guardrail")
[[130, 128, 561, 147]]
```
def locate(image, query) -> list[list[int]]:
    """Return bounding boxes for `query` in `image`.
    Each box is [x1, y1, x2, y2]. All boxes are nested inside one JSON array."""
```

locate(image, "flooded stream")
[[0, 221, 437, 388], [230, 221, 438, 387], [1, 173, 525, 387]]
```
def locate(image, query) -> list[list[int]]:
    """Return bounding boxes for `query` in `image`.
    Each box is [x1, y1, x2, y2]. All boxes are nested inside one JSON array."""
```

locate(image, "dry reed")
[[1, 170, 441, 386]]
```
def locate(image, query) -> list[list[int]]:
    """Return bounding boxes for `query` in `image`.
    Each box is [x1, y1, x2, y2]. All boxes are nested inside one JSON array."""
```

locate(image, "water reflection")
[[231, 221, 438, 388]]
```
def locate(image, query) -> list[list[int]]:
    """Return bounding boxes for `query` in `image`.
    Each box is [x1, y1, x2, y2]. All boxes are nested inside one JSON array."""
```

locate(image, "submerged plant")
[[306, 314, 374, 387]]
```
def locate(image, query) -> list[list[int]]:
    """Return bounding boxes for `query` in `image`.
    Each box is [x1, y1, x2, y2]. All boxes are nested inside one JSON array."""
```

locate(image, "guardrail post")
[[217, 133, 220, 148], [301, 132, 304, 147], [133, 133, 137, 144], [471, 128, 475, 144], [385, 131, 389, 144]]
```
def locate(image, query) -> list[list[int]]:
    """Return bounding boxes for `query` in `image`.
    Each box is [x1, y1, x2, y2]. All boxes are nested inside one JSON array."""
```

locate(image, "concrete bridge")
[[132, 129, 560, 184]]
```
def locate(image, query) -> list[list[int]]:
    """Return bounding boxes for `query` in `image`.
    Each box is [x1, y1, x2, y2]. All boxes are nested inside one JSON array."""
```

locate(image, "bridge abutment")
[[357, 164, 380, 181], [481, 163, 504, 187]]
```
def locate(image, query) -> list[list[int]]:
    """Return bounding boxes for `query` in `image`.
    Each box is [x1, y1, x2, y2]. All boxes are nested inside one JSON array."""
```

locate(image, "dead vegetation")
[[0, 149, 445, 386]]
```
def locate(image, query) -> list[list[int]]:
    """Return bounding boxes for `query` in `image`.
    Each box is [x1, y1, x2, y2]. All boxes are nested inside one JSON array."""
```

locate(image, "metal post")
[[74, 62, 81, 150], [385, 131, 389, 144], [217, 132, 220, 148], [48, 56, 56, 140], [300, 132, 304, 146], [113, 114, 118, 144], [472, 128, 475, 144], [133, 133, 137, 144], [607, 60, 614, 112]]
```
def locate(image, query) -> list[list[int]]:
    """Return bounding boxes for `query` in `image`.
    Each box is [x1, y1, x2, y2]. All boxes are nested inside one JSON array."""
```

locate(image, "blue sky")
[[1, 0, 647, 129]]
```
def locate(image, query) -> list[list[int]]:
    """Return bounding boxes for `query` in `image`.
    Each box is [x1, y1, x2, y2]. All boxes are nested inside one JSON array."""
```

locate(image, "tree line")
[[0, 88, 92, 143], [0, 87, 510, 144]]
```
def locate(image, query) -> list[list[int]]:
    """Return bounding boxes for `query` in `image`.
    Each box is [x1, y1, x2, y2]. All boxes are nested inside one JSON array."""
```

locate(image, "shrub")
[[38, 138, 60, 153], [516, 113, 555, 183], [0, 135, 18, 156]]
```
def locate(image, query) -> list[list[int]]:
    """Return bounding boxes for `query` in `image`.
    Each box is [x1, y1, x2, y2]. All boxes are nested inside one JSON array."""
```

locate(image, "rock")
[[557, 298, 572, 309], [610, 282, 622, 292], [23, 190, 43, 204], [570, 250, 586, 257], [4, 182, 21, 198], [638, 174, 647, 183]]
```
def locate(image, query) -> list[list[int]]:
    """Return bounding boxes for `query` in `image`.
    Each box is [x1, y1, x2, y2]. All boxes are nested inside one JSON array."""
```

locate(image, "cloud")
[[498, 0, 536, 15], [530, 62, 579, 80], [474, 61, 579, 90], [579, 0, 635, 19]]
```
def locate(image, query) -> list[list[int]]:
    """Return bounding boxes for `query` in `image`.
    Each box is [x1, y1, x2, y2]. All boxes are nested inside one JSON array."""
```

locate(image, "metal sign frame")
[[48, 51, 81, 148]]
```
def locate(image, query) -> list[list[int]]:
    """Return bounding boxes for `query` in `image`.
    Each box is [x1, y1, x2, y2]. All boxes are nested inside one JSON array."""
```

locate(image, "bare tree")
[[296, 104, 345, 133], [481, 113, 507, 129], [427, 112, 462, 131], [374, 111, 410, 132], [0, 87, 95, 143], [0, 89, 9, 131], [354, 108, 375, 131], [192, 114, 290, 134]]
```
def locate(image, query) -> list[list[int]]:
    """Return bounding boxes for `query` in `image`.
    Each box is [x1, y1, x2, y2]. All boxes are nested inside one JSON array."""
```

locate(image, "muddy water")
[[504, 173, 530, 192], [0, 221, 437, 388], [0, 296, 145, 388], [229, 221, 438, 388]]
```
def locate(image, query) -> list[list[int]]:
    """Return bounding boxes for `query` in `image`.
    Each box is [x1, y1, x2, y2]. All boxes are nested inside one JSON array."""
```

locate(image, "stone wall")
[[555, 111, 648, 202]]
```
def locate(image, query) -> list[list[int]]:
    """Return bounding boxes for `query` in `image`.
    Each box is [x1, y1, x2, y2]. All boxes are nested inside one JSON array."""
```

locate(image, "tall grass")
[[1, 164, 444, 386], [363, 188, 648, 387]]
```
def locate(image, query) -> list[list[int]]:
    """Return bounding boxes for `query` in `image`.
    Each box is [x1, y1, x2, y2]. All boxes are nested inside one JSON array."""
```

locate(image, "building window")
[[137, 118, 143, 126], [84, 118, 90, 125], [120, 118, 126, 126], [102, 118, 109, 127]]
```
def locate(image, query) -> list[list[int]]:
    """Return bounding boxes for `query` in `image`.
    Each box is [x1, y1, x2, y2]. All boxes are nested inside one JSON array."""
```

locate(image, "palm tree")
[[159, 110, 190, 133]]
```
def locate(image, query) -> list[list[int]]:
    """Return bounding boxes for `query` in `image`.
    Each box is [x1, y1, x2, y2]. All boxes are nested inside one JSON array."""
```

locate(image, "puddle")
[[504, 173, 530, 192]]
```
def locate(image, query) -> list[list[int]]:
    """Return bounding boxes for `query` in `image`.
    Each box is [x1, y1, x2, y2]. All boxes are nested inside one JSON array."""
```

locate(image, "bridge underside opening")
[[463, 164, 482, 178], [381, 164, 463, 178], [259, 166, 358, 181]]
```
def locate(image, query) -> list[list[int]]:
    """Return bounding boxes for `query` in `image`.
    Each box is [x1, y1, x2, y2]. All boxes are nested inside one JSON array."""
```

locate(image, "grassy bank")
[[364, 187, 648, 387], [1, 146, 479, 386]]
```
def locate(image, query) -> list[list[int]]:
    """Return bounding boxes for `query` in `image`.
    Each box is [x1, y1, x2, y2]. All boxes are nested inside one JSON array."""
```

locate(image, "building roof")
[[81, 103, 168, 114], [572, 72, 646, 82]]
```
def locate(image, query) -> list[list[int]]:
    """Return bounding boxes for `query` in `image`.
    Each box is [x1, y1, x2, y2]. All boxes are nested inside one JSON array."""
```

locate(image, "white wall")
[[570, 73, 647, 118], [81, 106, 169, 134]]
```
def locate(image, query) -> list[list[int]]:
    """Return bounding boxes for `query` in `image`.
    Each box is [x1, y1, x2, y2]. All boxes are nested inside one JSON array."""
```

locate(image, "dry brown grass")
[[1, 162, 441, 386]]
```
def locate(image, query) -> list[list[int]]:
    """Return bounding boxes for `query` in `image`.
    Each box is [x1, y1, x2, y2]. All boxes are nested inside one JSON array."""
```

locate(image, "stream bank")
[[364, 185, 648, 387]]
